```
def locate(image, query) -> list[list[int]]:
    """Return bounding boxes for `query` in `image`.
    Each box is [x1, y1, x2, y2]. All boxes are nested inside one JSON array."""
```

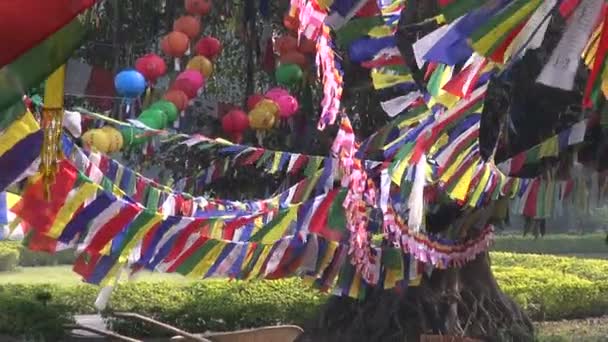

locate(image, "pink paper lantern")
[[176, 70, 205, 90], [276, 95, 299, 118], [265, 87, 290, 101]]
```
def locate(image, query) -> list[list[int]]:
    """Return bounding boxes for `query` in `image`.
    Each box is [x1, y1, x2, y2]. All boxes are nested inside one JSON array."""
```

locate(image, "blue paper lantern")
[[114, 69, 146, 98]]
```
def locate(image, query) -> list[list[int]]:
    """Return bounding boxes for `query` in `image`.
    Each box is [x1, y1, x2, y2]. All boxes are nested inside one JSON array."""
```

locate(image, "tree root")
[[296, 253, 534, 342]]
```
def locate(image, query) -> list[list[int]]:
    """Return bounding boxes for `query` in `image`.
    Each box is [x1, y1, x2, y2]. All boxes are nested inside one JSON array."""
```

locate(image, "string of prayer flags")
[[583, 8, 608, 109]]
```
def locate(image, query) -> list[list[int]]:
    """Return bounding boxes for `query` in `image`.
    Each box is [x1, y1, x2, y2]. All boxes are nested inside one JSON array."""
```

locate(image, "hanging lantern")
[[185, 0, 212, 16], [255, 99, 280, 117], [195, 36, 222, 60], [279, 51, 308, 69], [120, 126, 146, 147], [222, 109, 249, 142], [265, 87, 290, 100], [135, 54, 167, 85], [186, 55, 213, 77], [298, 37, 317, 54], [173, 16, 201, 40], [283, 14, 299, 32], [170, 78, 199, 99], [163, 90, 189, 112], [247, 94, 264, 110], [275, 95, 299, 119], [139, 108, 168, 130], [82, 129, 111, 154], [149, 100, 179, 123], [176, 70, 205, 93], [161, 31, 190, 70], [275, 64, 303, 87], [275, 36, 298, 55], [114, 69, 146, 116], [101, 126, 124, 153], [249, 106, 276, 130]]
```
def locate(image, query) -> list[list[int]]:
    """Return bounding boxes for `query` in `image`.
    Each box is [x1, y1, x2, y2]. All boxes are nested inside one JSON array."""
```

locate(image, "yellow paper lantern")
[[186, 55, 214, 77], [249, 107, 276, 130], [254, 99, 280, 117], [81, 129, 111, 154], [101, 126, 124, 153]]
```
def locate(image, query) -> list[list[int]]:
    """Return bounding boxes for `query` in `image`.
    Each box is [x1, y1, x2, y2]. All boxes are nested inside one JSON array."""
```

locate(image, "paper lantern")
[[163, 90, 189, 111], [149, 100, 179, 123], [275, 64, 303, 87], [176, 70, 205, 90], [120, 126, 146, 146], [101, 126, 124, 153], [298, 37, 317, 54], [275, 95, 299, 118], [173, 16, 201, 39], [114, 70, 146, 98], [82, 129, 111, 154], [265, 87, 290, 100], [170, 78, 200, 99], [222, 109, 249, 141], [249, 107, 276, 130], [161, 31, 190, 57], [187, 55, 213, 77], [283, 14, 299, 31], [247, 94, 264, 110], [255, 99, 280, 117], [135, 54, 167, 84], [195, 36, 222, 60], [139, 108, 167, 129], [279, 51, 308, 69], [185, 0, 212, 16], [275, 36, 298, 55]]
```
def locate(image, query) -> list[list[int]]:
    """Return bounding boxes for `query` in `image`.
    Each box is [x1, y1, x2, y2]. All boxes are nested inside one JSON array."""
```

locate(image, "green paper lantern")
[[120, 126, 147, 146], [149, 100, 179, 123], [138, 108, 167, 129], [275, 63, 303, 87]]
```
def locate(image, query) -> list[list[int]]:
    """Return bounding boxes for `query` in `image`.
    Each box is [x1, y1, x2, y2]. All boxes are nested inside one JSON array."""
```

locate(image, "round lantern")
[[247, 94, 264, 111], [149, 100, 179, 123], [255, 99, 280, 117], [135, 54, 167, 85], [176, 70, 205, 91], [82, 129, 111, 154], [101, 126, 124, 153], [249, 107, 276, 130], [275, 64, 303, 87], [139, 108, 168, 130], [283, 14, 299, 32], [275, 36, 298, 55], [173, 16, 201, 40], [298, 37, 317, 54], [279, 51, 308, 69], [185, 0, 212, 16], [163, 90, 189, 112], [120, 126, 146, 146], [265, 87, 290, 100], [195, 36, 222, 60], [170, 78, 200, 99], [187, 55, 213, 77], [222, 109, 250, 142], [114, 69, 146, 98], [275, 95, 299, 119], [161, 31, 190, 70], [114, 69, 146, 116]]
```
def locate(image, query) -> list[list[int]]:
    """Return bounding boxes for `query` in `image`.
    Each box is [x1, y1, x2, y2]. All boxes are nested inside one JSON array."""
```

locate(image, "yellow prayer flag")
[[539, 136, 558, 158], [47, 183, 99, 239]]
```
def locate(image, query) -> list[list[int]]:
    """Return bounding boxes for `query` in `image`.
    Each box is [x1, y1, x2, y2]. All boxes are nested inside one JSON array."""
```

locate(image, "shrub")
[[0, 293, 74, 341], [0, 243, 19, 272], [493, 233, 608, 255], [0, 241, 76, 267]]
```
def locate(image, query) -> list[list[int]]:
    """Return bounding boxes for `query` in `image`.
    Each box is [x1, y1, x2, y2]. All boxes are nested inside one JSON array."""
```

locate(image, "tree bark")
[[296, 253, 534, 342]]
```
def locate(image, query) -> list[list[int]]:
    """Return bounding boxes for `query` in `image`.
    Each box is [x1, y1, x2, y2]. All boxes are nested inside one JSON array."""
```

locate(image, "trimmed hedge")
[[493, 233, 608, 255], [1, 253, 607, 339], [0, 243, 19, 272], [0, 241, 76, 270]]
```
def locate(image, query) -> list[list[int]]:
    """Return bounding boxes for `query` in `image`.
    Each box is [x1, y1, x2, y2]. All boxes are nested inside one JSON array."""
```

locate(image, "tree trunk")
[[296, 253, 533, 342]]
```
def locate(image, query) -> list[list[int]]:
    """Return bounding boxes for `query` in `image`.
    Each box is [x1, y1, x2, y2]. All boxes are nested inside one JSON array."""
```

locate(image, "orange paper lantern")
[[283, 14, 299, 32], [279, 51, 308, 69], [298, 37, 317, 54], [173, 16, 201, 39], [275, 36, 298, 55], [163, 90, 189, 111], [161, 31, 189, 58]]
